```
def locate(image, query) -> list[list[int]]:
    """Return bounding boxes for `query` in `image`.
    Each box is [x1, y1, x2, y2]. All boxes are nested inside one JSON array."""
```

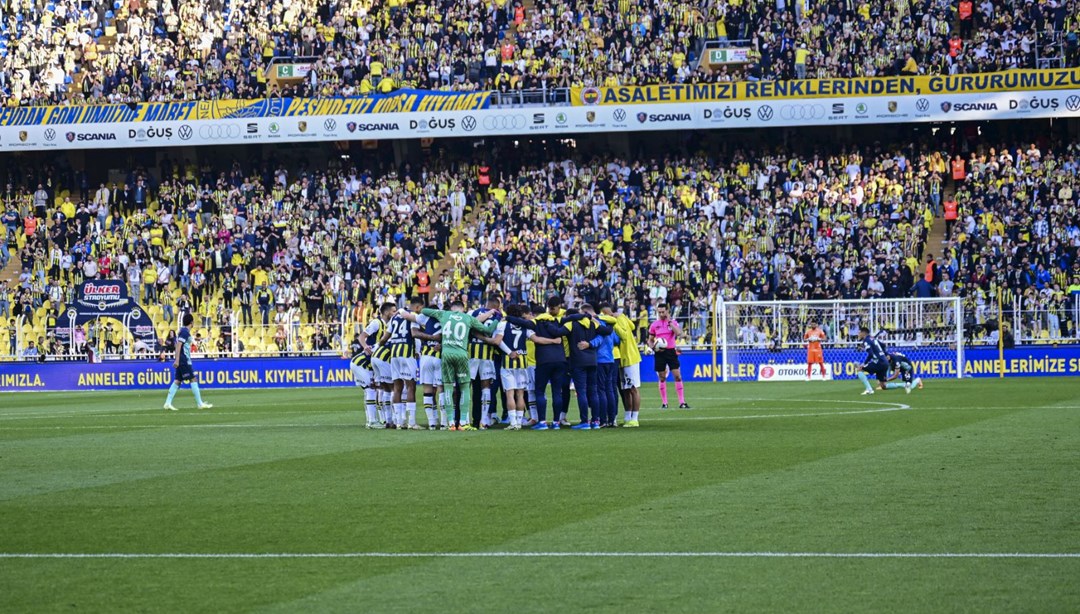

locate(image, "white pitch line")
[[0, 551, 1077, 559]]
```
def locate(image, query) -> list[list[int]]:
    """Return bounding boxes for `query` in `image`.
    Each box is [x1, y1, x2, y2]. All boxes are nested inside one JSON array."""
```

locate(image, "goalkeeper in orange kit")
[[804, 320, 827, 380]]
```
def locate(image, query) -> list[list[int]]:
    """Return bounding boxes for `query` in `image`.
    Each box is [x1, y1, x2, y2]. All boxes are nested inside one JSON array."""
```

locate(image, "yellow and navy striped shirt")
[[385, 315, 416, 359]]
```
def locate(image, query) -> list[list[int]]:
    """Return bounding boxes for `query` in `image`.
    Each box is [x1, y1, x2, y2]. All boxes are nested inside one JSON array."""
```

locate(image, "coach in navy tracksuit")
[[591, 321, 620, 427], [567, 304, 613, 430], [507, 304, 571, 428]]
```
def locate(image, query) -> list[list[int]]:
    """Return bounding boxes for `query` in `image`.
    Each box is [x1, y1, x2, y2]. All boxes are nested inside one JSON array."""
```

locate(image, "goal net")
[[716, 298, 964, 382]]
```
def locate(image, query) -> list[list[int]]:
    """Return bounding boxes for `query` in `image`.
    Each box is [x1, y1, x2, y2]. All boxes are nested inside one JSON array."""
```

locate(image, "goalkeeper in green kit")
[[396, 301, 498, 430]]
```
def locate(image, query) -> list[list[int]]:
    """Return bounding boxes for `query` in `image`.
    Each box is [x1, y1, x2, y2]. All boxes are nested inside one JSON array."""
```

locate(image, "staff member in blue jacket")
[[591, 314, 621, 428], [567, 304, 613, 430]]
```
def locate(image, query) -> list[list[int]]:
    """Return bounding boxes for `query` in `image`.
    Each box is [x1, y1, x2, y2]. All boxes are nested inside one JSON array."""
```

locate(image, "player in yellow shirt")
[[599, 303, 641, 426]]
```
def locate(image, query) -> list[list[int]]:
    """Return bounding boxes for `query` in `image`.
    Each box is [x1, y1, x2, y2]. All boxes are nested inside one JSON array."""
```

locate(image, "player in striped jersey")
[[494, 304, 562, 430], [360, 302, 396, 427], [469, 297, 502, 429], [345, 334, 380, 428], [379, 298, 421, 429], [411, 301, 444, 430]]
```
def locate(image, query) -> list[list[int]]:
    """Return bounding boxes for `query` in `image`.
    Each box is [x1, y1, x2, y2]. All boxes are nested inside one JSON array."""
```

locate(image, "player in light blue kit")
[[164, 313, 212, 410]]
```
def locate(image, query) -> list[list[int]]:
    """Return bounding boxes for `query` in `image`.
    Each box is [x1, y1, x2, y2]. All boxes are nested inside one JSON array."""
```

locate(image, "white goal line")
[[1, 552, 1077, 559]]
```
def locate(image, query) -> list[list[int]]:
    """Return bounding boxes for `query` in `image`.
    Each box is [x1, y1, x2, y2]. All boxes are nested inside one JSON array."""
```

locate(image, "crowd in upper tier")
[[1, 0, 1078, 106], [1, 133, 1078, 359]]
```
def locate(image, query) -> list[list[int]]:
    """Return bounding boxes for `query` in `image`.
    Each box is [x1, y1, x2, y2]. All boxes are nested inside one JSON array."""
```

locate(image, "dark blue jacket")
[[507, 315, 570, 365]]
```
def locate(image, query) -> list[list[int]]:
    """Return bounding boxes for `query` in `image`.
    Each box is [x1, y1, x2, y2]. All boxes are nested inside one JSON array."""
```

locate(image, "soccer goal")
[[716, 297, 964, 382]]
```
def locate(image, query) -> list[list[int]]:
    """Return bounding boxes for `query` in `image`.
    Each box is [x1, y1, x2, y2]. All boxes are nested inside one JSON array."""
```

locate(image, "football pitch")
[[1, 379, 1078, 613]]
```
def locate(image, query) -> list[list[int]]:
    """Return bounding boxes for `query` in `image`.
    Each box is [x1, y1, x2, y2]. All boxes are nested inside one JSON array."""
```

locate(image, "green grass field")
[[1, 379, 1079, 613]]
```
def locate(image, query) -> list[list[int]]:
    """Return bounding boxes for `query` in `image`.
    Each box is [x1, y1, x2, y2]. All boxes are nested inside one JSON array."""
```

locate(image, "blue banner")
[[0, 347, 1077, 392]]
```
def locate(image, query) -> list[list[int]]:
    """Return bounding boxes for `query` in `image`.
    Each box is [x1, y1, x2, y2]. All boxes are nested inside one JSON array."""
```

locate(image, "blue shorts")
[[174, 364, 195, 383], [863, 361, 889, 383]]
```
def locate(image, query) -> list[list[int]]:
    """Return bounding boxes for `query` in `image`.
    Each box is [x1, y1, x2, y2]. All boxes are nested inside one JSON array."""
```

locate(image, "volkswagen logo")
[[324, 118, 337, 131], [178, 125, 193, 140], [916, 98, 930, 113], [44, 128, 56, 141], [198, 124, 242, 139], [757, 105, 774, 121], [462, 116, 478, 132], [613, 108, 627, 123], [482, 115, 527, 131], [1066, 95, 1080, 112]]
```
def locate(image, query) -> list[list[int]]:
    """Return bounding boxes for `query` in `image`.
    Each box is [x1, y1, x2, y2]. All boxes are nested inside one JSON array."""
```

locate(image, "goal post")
[[716, 297, 964, 382]]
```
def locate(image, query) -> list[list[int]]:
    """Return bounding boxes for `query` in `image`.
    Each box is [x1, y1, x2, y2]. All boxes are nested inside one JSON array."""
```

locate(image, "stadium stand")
[[1, 0, 1078, 106], [1, 133, 1076, 359]]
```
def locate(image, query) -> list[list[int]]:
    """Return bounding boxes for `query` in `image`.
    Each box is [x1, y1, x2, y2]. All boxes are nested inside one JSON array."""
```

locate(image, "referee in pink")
[[648, 304, 689, 409]]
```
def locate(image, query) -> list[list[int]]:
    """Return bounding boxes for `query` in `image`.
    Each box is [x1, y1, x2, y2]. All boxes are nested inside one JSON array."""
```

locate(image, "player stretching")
[[648, 304, 689, 409], [412, 305, 444, 429], [804, 320, 827, 380], [346, 334, 379, 428], [856, 327, 890, 395], [886, 350, 924, 394], [397, 302, 497, 430], [164, 312, 212, 410]]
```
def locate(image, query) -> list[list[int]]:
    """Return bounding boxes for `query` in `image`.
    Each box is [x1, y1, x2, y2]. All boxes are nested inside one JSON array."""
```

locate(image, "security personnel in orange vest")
[[951, 155, 966, 182], [943, 199, 958, 239], [416, 268, 431, 305], [477, 163, 491, 201]]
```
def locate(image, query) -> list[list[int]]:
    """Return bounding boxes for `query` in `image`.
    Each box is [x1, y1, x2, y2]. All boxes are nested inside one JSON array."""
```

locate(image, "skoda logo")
[[855, 103, 868, 114], [613, 108, 627, 123], [1066, 96, 1080, 112], [556, 113, 567, 124], [462, 116, 477, 131], [757, 105, 774, 121], [178, 125, 193, 140], [44, 128, 56, 141], [916, 98, 930, 113], [269, 122, 280, 134], [324, 119, 337, 131]]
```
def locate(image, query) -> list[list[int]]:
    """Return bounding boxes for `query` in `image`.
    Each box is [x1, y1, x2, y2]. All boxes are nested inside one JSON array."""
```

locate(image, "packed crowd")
[[2, 132, 1074, 359], [944, 140, 1080, 341], [2, 0, 1078, 106]]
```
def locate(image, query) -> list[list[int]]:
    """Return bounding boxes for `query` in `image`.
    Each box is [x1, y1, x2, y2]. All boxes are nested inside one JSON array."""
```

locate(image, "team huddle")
[[160, 302, 923, 416], [346, 296, 683, 431]]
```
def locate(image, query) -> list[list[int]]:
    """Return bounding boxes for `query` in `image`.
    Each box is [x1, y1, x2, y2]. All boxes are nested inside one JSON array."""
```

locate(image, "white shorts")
[[419, 355, 442, 387], [350, 364, 372, 388], [527, 366, 536, 391], [621, 362, 641, 390], [469, 358, 496, 381], [371, 357, 392, 384], [501, 368, 529, 391], [391, 356, 416, 381]]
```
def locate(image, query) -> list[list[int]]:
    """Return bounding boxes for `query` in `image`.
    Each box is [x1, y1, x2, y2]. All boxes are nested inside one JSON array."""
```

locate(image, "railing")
[[489, 88, 570, 107], [966, 294, 1080, 345]]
